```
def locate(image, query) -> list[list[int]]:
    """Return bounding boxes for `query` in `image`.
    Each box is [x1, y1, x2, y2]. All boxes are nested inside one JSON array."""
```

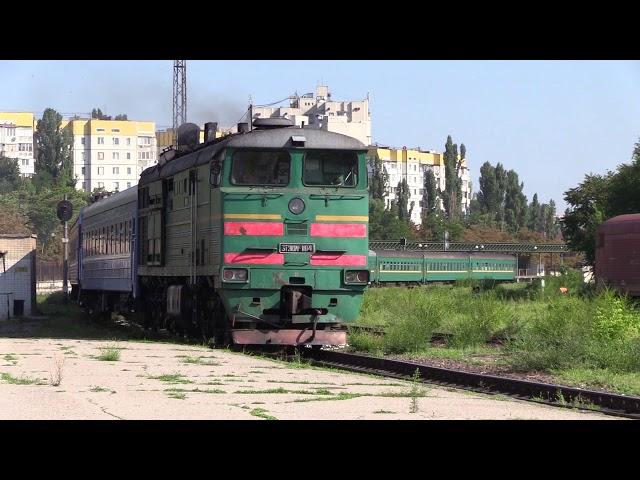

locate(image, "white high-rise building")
[[252, 85, 372, 146], [0, 112, 35, 177], [61, 118, 156, 193]]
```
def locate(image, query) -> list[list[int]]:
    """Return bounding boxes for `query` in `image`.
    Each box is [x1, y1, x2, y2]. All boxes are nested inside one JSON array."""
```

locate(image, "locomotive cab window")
[[231, 150, 290, 186], [303, 150, 358, 187]]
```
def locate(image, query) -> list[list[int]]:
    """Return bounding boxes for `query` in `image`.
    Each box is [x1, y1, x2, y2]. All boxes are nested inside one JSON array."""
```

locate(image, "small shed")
[[0, 234, 37, 320]]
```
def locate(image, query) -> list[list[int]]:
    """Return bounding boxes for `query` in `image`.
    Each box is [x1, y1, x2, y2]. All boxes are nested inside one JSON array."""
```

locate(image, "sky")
[[1, 60, 639, 211]]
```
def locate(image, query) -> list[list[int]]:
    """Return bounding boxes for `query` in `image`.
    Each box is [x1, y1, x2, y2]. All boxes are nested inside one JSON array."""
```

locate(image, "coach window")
[[303, 151, 358, 187], [231, 150, 290, 186], [119, 223, 123, 254]]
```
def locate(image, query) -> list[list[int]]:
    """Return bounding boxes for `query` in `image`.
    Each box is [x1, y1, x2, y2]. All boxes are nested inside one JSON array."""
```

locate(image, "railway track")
[[297, 349, 640, 419]]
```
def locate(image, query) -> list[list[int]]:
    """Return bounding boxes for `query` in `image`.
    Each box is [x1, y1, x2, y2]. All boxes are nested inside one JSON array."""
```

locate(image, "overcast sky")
[[1, 60, 639, 210]]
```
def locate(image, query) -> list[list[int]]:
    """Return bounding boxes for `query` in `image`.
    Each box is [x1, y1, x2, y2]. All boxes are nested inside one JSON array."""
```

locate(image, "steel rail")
[[301, 349, 640, 419]]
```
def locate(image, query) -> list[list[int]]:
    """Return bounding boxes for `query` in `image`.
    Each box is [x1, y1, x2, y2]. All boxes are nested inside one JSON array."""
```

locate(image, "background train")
[[69, 118, 370, 346], [368, 250, 517, 285], [595, 213, 640, 297]]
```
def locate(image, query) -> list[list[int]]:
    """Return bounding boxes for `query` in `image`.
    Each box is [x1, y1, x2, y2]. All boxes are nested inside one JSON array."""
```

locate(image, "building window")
[[98, 167, 104, 175], [139, 136, 152, 145], [81, 137, 85, 145], [111, 128, 120, 133], [114, 182, 119, 190], [126, 153, 130, 159], [112, 152, 119, 160], [113, 167, 119, 174], [126, 138, 131, 145], [98, 182, 104, 188], [127, 182, 131, 188], [97, 137, 104, 144], [127, 167, 132, 175], [113, 137, 119, 145], [81, 167, 85, 175], [98, 152, 104, 160], [96, 128, 105, 132]]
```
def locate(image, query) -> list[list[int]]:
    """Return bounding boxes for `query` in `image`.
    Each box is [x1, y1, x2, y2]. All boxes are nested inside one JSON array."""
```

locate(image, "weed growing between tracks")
[[354, 274, 640, 396]]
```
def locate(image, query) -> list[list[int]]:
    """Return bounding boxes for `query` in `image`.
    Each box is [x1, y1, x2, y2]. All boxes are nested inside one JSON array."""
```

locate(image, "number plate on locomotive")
[[279, 243, 315, 253]]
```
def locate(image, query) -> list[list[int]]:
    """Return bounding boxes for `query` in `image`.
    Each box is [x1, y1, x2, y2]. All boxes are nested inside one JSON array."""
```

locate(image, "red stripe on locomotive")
[[224, 222, 284, 236], [224, 252, 285, 265], [310, 223, 367, 238]]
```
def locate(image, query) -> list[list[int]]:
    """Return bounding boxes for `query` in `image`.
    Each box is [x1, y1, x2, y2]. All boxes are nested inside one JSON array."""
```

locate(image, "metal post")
[[62, 194, 69, 302]]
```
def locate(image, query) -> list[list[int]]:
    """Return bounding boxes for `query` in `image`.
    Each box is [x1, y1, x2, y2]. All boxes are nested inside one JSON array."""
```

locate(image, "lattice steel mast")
[[172, 60, 187, 143]]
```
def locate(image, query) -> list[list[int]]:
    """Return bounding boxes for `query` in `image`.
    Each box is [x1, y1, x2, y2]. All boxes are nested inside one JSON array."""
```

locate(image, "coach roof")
[[139, 127, 367, 185]]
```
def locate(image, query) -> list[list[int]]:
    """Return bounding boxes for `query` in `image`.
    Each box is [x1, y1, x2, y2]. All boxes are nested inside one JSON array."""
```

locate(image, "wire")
[[253, 94, 296, 108]]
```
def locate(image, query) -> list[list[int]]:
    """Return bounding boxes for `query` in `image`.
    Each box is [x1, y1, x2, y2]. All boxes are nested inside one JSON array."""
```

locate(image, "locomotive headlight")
[[288, 197, 305, 215], [344, 270, 369, 284], [222, 268, 248, 282]]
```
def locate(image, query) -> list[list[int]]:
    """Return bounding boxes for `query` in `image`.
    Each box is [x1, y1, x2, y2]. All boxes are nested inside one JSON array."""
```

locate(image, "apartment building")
[[0, 112, 35, 177], [252, 85, 372, 146], [61, 118, 156, 192], [369, 146, 472, 225]]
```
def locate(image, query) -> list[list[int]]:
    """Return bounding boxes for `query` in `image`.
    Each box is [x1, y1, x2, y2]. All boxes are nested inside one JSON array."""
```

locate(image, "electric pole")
[[173, 60, 187, 144]]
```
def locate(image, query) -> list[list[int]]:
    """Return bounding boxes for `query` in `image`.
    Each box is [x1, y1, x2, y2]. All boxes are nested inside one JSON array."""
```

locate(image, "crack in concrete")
[[86, 397, 124, 420]]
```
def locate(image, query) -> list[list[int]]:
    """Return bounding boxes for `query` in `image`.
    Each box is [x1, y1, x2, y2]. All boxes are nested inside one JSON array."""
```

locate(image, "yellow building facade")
[[61, 118, 156, 192], [0, 112, 36, 177]]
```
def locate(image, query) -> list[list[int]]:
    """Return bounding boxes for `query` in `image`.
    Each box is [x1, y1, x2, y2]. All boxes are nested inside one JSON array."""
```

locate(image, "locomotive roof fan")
[[177, 123, 200, 151], [252, 117, 295, 129]]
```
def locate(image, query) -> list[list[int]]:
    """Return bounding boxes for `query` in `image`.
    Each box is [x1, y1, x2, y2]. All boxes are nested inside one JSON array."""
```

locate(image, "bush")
[[507, 297, 592, 371], [381, 291, 446, 354], [348, 331, 383, 353], [447, 293, 516, 347]]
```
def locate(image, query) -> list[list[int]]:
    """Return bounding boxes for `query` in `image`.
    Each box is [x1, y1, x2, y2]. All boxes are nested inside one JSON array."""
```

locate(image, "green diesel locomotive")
[[135, 119, 369, 346]]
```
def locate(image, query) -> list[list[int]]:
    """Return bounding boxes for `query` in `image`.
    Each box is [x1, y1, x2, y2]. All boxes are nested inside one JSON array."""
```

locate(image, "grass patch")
[[149, 374, 193, 384], [97, 346, 121, 361], [234, 387, 334, 395], [249, 408, 277, 420], [179, 356, 220, 366], [354, 281, 640, 397], [90, 386, 110, 392], [553, 368, 640, 397], [3, 354, 17, 365], [1, 372, 38, 385], [165, 387, 226, 394], [373, 410, 395, 414], [292, 393, 362, 402], [167, 391, 187, 399]]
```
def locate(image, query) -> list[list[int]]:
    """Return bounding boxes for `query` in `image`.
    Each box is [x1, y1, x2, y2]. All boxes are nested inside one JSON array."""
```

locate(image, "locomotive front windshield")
[[303, 151, 358, 187], [231, 150, 290, 186]]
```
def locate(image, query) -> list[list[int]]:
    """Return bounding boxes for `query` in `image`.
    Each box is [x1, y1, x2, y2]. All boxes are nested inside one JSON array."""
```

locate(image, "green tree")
[[561, 173, 612, 265], [396, 179, 412, 222], [0, 156, 22, 194], [606, 141, 640, 215], [494, 163, 507, 229], [544, 199, 558, 239], [34, 108, 75, 188], [114, 114, 128, 121], [503, 170, 527, 233], [442, 135, 463, 220], [421, 168, 438, 220], [91, 108, 112, 120], [368, 152, 388, 200], [527, 193, 541, 232], [369, 198, 415, 241]]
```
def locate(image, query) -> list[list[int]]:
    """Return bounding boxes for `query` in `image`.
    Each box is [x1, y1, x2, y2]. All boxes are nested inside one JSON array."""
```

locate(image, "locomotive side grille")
[[286, 222, 308, 236]]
